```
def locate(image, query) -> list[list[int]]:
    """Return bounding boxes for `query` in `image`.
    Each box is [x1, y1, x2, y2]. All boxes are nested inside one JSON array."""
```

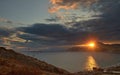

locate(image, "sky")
[[0, 0, 120, 51]]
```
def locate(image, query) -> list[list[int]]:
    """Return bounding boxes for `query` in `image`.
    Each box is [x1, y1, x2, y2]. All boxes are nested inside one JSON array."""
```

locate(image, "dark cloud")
[[19, 23, 70, 38], [72, 19, 120, 42], [45, 16, 61, 22], [93, 0, 120, 41], [18, 23, 92, 45], [45, 18, 58, 22], [71, 0, 120, 42], [0, 27, 14, 37], [18, 33, 56, 42]]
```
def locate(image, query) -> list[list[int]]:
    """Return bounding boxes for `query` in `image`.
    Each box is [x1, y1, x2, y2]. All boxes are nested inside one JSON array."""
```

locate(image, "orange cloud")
[[49, 0, 98, 13]]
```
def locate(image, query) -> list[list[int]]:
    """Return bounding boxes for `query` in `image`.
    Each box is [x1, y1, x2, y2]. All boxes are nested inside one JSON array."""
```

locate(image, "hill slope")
[[0, 47, 70, 75]]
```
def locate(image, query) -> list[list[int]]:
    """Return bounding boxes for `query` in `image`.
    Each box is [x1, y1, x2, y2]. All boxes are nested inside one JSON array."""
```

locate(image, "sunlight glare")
[[87, 42, 95, 48], [84, 56, 99, 71]]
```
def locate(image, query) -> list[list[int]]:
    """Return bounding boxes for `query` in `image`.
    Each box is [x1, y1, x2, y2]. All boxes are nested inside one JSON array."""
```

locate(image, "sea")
[[20, 51, 120, 73]]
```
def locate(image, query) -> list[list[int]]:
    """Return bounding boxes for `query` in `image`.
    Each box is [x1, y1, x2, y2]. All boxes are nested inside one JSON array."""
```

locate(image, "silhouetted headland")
[[69, 42, 120, 53]]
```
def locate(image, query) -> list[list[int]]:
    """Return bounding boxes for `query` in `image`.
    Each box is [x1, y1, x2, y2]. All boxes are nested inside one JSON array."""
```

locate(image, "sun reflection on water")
[[84, 56, 99, 71]]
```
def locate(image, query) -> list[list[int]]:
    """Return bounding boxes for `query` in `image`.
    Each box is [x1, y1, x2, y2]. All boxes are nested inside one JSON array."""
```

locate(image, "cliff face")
[[0, 47, 70, 75]]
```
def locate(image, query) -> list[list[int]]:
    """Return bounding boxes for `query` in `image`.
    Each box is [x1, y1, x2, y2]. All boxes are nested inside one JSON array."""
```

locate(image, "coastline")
[[0, 47, 120, 75]]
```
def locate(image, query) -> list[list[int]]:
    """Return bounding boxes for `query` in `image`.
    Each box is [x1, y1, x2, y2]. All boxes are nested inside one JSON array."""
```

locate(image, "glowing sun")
[[88, 42, 95, 48]]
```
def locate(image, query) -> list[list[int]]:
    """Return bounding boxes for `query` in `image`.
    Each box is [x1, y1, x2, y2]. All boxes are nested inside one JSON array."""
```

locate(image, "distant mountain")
[[69, 42, 120, 53], [0, 47, 70, 75]]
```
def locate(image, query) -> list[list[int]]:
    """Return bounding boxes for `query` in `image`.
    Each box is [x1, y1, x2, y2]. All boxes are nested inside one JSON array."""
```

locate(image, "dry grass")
[[0, 47, 70, 75]]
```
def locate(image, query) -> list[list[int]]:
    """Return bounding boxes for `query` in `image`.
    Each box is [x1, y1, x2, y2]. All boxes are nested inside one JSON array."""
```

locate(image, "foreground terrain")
[[0, 47, 70, 75]]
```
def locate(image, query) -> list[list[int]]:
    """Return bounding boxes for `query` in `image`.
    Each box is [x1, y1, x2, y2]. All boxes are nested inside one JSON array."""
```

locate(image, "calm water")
[[20, 51, 120, 72]]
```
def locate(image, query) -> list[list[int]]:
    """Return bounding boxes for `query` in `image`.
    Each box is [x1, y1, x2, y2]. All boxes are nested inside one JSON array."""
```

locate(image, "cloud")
[[46, 0, 120, 43], [49, 0, 98, 13], [48, 0, 102, 24], [93, 0, 120, 42], [45, 16, 61, 22], [48, 0, 120, 25], [4, 32, 26, 43], [18, 23, 93, 45], [18, 23, 70, 38], [0, 27, 14, 47], [0, 18, 27, 46], [0, 18, 13, 24], [0, 17, 26, 27], [72, 19, 120, 42], [0, 26, 27, 49], [18, 33, 55, 42], [71, 0, 120, 42], [0, 27, 14, 37]]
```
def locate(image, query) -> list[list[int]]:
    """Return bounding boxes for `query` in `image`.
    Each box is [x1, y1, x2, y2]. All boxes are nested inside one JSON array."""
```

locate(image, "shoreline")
[[0, 47, 120, 75]]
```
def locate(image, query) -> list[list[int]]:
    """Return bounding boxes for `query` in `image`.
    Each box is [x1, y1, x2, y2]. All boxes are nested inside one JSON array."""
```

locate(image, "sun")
[[88, 42, 95, 48]]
